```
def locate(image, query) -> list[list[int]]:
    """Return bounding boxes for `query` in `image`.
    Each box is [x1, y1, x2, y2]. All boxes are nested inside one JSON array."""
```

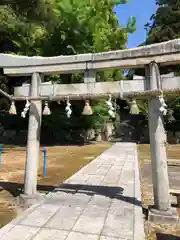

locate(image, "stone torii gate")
[[0, 39, 180, 223]]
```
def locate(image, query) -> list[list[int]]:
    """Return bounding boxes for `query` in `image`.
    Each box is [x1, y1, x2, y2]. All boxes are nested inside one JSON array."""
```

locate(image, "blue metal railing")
[[0, 145, 2, 168], [0, 146, 47, 177], [41, 149, 47, 177]]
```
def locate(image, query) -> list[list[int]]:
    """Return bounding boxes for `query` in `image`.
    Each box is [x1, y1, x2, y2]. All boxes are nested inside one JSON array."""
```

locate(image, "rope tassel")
[[159, 93, 167, 115], [65, 97, 72, 118], [9, 101, 17, 115], [129, 99, 140, 115], [21, 99, 30, 118], [106, 95, 115, 118], [81, 100, 93, 115], [43, 101, 51, 115]]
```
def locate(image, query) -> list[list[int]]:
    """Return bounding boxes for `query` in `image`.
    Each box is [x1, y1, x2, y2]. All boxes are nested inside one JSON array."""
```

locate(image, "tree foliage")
[[145, 0, 180, 44], [0, 0, 136, 55]]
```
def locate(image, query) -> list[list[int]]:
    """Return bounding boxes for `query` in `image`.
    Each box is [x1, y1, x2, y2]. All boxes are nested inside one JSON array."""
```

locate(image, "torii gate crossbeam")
[[0, 38, 180, 76]]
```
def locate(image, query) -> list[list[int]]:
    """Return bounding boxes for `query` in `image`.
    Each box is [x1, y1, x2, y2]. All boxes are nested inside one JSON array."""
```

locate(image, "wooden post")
[[24, 73, 42, 196], [146, 62, 178, 223]]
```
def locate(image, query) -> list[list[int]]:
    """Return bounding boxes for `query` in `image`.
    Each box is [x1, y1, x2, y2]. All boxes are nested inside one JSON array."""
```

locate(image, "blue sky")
[[114, 0, 157, 48]]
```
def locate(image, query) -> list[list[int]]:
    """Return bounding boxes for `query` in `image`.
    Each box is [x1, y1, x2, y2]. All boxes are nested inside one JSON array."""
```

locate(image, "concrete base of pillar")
[[17, 193, 46, 208], [148, 206, 179, 224]]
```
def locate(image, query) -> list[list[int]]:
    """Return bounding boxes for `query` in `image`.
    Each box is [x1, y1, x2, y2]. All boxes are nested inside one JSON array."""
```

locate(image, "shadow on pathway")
[[0, 181, 142, 208], [0, 181, 55, 197], [52, 182, 142, 207], [156, 233, 180, 240]]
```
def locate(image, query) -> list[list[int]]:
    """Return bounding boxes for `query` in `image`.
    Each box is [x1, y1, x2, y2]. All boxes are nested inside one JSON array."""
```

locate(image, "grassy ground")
[[138, 144, 180, 240], [0, 143, 111, 228]]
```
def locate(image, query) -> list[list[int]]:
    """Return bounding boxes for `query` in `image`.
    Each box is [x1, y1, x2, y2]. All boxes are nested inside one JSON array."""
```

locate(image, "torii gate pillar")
[[146, 63, 178, 223], [19, 73, 44, 206]]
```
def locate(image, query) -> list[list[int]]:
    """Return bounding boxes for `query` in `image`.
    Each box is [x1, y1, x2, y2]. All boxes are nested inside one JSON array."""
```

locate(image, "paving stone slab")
[[1, 225, 40, 240], [134, 150, 145, 240], [19, 204, 60, 227], [66, 232, 99, 240], [0, 224, 15, 239], [45, 193, 91, 207], [88, 194, 111, 208], [73, 205, 108, 234], [10, 203, 42, 225], [100, 237, 130, 240], [102, 213, 133, 239], [72, 215, 105, 234], [85, 175, 105, 185], [45, 205, 83, 230], [32, 228, 69, 240]]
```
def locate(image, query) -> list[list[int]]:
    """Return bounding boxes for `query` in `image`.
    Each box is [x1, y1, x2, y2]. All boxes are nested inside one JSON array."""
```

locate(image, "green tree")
[[145, 0, 180, 44], [0, 0, 53, 55]]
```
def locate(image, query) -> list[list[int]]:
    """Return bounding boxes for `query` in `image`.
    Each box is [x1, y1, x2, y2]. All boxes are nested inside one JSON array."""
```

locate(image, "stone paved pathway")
[[0, 143, 145, 240]]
